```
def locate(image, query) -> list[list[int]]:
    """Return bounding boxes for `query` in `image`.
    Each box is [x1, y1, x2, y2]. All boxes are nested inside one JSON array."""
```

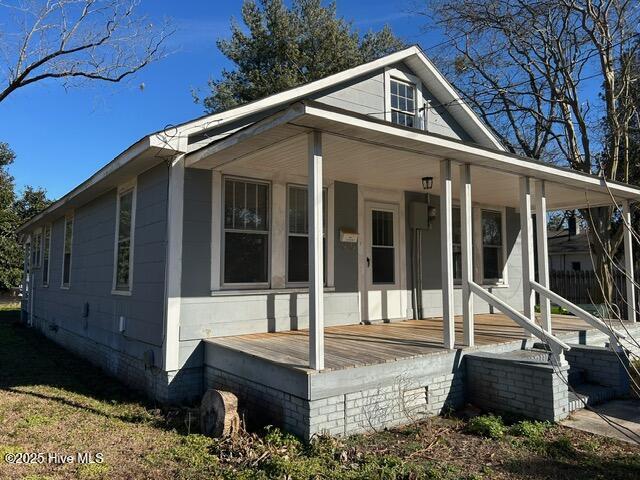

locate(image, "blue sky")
[[0, 1, 433, 199]]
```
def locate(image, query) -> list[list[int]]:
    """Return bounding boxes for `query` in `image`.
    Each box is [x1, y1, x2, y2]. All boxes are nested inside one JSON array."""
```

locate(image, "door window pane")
[[371, 210, 395, 284]]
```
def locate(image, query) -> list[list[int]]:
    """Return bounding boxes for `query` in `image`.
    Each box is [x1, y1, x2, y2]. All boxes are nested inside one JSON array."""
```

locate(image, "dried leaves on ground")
[[0, 309, 639, 479]]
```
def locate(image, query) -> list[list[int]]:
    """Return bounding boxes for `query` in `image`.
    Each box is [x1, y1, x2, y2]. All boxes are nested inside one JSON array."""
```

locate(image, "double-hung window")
[[113, 186, 136, 293], [42, 225, 51, 286], [223, 178, 270, 285], [61, 216, 73, 288], [287, 185, 326, 284], [481, 209, 504, 283], [32, 231, 42, 268], [390, 78, 416, 127]]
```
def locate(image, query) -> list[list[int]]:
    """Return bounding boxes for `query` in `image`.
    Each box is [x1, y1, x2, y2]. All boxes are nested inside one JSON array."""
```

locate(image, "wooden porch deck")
[[204, 313, 606, 372]]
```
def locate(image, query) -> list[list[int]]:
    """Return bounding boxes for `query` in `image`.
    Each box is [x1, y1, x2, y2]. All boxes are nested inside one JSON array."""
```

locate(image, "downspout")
[[416, 229, 424, 318]]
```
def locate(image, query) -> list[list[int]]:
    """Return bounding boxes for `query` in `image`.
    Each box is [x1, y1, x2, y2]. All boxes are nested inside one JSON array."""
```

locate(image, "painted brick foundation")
[[33, 315, 202, 405], [466, 352, 570, 422], [204, 365, 465, 439]]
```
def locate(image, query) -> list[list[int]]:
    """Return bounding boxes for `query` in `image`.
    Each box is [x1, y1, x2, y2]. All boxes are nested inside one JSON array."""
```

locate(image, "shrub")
[[466, 414, 505, 439], [509, 420, 550, 440], [545, 436, 575, 459]]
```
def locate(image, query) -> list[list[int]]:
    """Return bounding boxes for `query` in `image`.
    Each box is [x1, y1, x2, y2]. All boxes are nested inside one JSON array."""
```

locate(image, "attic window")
[[390, 78, 416, 127]]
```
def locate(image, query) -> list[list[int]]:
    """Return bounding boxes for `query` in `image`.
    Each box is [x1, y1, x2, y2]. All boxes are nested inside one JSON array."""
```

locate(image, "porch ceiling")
[[186, 102, 640, 211]]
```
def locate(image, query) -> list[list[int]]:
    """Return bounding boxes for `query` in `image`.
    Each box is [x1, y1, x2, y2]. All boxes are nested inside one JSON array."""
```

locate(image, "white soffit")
[[186, 102, 640, 209]]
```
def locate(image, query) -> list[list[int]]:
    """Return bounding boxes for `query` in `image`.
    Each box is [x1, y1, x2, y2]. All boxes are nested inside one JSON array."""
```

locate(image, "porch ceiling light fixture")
[[421, 176, 437, 229], [422, 176, 434, 190]]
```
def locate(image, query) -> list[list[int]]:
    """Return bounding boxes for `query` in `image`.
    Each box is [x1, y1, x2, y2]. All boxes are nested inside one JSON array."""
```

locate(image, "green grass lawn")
[[0, 306, 639, 479]]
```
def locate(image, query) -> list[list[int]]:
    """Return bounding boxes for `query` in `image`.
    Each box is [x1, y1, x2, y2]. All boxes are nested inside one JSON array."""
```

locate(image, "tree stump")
[[200, 389, 240, 437]]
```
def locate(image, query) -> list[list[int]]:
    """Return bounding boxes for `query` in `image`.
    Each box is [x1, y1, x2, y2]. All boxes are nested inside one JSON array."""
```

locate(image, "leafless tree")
[[421, 0, 640, 302], [0, 0, 172, 103]]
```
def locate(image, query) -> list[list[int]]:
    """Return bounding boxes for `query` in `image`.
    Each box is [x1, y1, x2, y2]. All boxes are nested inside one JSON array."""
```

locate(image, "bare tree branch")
[[0, 0, 174, 103]]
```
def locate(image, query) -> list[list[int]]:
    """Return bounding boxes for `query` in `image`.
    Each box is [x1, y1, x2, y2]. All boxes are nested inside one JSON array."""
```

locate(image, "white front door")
[[364, 202, 403, 322]]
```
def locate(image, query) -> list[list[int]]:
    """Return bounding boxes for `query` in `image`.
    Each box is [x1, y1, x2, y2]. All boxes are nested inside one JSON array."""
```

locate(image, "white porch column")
[[308, 130, 325, 370], [460, 163, 474, 346], [534, 179, 552, 333], [622, 199, 636, 322], [519, 177, 535, 322], [440, 159, 455, 349]]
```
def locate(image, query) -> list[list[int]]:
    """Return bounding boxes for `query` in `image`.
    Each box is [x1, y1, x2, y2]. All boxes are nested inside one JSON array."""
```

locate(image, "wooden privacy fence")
[[549, 270, 634, 319]]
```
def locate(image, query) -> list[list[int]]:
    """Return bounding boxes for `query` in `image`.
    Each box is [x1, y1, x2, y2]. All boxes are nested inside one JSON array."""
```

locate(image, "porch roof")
[[185, 101, 640, 210]]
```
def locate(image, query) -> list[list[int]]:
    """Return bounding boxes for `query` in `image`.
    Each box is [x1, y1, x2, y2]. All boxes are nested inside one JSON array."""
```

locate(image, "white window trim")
[[60, 213, 74, 289], [384, 67, 423, 128], [42, 224, 52, 287], [474, 205, 509, 287], [220, 175, 272, 289], [211, 168, 335, 293], [285, 183, 329, 287], [111, 180, 137, 296]]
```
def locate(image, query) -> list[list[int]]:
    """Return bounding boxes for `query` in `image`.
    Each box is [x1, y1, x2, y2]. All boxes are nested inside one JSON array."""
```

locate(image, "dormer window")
[[390, 78, 416, 127]]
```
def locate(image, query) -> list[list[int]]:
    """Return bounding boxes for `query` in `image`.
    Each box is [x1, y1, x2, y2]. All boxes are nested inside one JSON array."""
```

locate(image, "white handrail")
[[530, 280, 626, 343], [469, 281, 570, 352]]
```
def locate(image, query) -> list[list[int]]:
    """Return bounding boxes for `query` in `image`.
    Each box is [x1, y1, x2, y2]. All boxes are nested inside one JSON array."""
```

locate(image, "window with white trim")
[[223, 178, 270, 285], [42, 225, 51, 286], [61, 216, 73, 287], [32, 231, 42, 268], [287, 185, 326, 284], [481, 209, 504, 283], [113, 186, 136, 292], [390, 78, 416, 127]]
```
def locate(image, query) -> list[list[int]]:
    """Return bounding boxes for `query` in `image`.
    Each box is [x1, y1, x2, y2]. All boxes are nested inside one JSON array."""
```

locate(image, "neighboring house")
[[18, 46, 640, 439], [548, 220, 593, 272]]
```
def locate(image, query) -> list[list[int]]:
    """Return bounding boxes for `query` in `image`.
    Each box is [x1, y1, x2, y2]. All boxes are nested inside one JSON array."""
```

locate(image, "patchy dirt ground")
[[1, 306, 639, 479]]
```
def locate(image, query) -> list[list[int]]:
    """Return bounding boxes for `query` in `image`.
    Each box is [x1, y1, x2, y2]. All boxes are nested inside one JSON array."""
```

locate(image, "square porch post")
[[535, 179, 552, 333], [440, 159, 455, 349], [622, 199, 636, 322], [460, 163, 474, 346], [519, 177, 535, 322], [308, 130, 325, 370]]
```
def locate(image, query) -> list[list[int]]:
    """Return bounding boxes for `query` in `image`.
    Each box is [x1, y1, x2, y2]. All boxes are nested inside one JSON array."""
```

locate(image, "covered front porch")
[[204, 313, 619, 373], [186, 100, 640, 370]]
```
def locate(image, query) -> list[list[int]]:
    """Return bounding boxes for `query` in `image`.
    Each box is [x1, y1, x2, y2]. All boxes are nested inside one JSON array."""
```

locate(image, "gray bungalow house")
[[19, 46, 640, 439]]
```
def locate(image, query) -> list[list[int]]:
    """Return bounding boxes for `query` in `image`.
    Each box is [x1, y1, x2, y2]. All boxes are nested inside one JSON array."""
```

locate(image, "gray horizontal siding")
[[31, 162, 168, 362], [312, 61, 472, 141]]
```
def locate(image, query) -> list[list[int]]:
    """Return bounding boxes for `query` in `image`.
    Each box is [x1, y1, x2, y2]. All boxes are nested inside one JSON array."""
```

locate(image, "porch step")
[[568, 383, 617, 412], [499, 348, 549, 363], [567, 367, 586, 386]]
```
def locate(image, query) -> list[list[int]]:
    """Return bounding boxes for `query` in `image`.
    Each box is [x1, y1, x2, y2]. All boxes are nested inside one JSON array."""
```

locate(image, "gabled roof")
[[175, 45, 506, 151]]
